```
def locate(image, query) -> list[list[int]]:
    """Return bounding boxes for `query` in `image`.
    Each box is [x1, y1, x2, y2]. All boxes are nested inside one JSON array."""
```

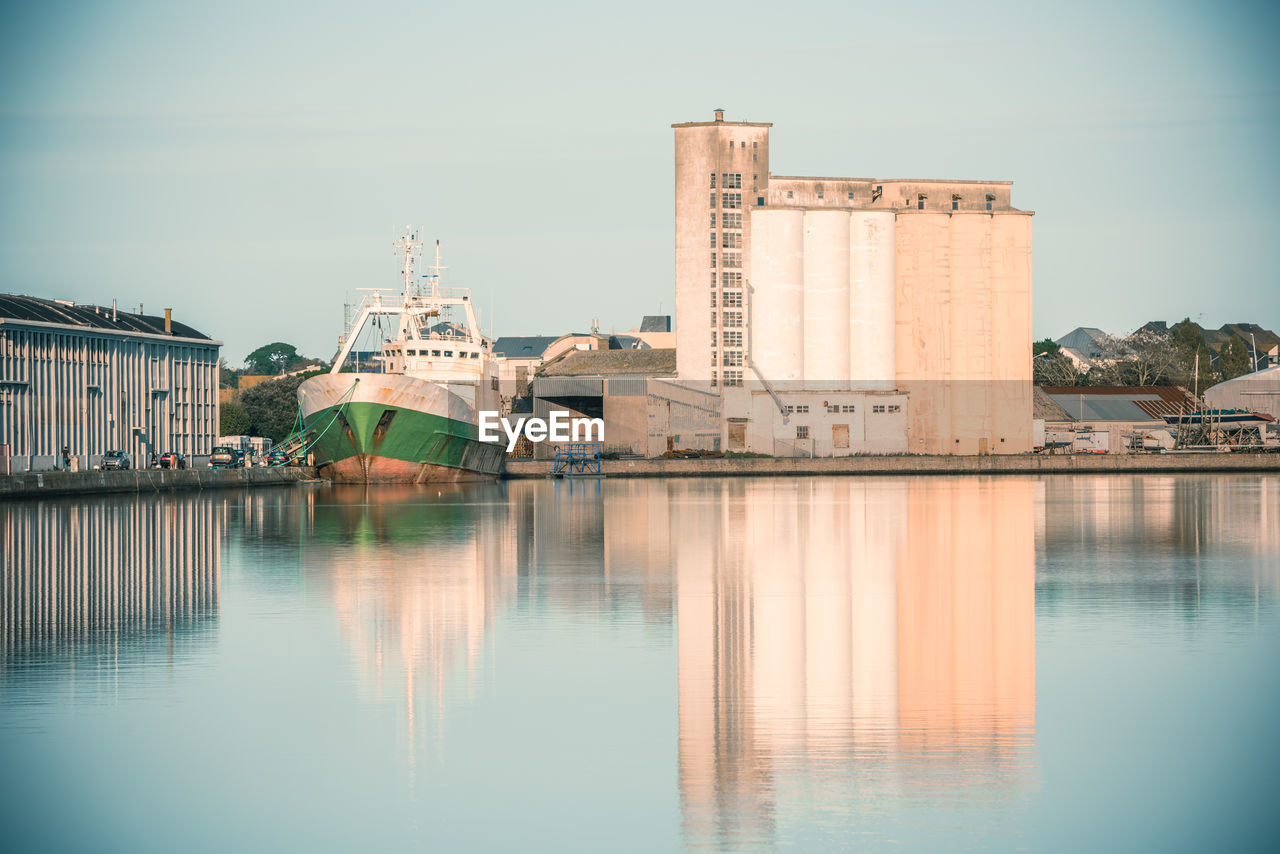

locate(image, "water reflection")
[[0, 495, 221, 684], [674, 478, 1037, 850]]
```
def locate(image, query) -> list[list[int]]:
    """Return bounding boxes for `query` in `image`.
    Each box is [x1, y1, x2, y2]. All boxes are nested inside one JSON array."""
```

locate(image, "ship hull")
[[297, 373, 504, 484]]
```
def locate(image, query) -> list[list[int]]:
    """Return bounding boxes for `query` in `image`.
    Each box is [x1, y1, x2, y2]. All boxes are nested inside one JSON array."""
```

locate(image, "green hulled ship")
[[297, 229, 504, 483]]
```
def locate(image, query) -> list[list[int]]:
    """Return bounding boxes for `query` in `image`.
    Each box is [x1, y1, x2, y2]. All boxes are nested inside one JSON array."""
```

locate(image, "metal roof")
[[1041, 386, 1198, 422], [0, 293, 213, 340], [538, 348, 677, 378]]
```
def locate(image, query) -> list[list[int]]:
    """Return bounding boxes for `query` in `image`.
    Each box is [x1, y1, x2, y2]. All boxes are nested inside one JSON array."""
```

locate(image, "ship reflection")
[[0, 495, 221, 680], [675, 478, 1038, 850]]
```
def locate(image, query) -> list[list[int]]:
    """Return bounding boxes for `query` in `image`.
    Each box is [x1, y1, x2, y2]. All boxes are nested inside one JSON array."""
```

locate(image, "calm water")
[[1, 475, 1277, 853]]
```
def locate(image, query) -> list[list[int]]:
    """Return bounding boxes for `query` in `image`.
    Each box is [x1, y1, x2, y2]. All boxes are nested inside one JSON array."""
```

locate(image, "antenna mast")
[[394, 226, 423, 298], [426, 240, 447, 298]]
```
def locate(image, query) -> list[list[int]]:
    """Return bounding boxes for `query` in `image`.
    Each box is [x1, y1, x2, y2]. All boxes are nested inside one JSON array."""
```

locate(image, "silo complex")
[[849, 212, 896, 388], [802, 211, 851, 387], [749, 209, 805, 382]]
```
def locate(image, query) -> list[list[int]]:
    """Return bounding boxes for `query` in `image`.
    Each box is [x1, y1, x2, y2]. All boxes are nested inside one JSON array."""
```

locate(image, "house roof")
[[639, 315, 671, 333], [492, 335, 560, 359], [1040, 385, 1198, 421], [538, 348, 677, 377], [0, 293, 213, 340]]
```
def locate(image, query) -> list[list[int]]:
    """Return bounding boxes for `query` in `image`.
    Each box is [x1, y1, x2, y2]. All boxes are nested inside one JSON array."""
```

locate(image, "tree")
[[1168, 318, 1216, 395], [244, 342, 300, 375], [220, 401, 251, 436], [1219, 337, 1252, 381], [1088, 331, 1181, 386], [1032, 338, 1061, 357], [1033, 352, 1084, 386], [238, 370, 325, 442]]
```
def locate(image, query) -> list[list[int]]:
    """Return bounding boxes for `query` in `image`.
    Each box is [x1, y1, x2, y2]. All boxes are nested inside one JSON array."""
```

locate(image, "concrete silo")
[[749, 208, 805, 383], [802, 210, 851, 387], [848, 212, 896, 389]]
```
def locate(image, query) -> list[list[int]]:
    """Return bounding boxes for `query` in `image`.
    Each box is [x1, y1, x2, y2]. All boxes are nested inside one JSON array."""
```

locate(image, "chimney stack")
[[112, 299, 117, 322], [164, 308, 172, 335]]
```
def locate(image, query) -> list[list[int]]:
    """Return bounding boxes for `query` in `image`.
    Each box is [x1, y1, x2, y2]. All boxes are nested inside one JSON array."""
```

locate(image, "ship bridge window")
[[470, 352, 480, 358], [444, 351, 453, 357], [432, 350, 441, 357]]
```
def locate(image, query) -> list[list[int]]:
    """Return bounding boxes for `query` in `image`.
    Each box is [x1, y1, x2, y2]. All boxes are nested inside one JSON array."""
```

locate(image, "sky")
[[1, 0, 1277, 364]]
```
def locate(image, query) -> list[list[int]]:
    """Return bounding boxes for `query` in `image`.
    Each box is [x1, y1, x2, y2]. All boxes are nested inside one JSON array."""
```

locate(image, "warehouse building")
[[0, 295, 220, 472], [673, 111, 1034, 455]]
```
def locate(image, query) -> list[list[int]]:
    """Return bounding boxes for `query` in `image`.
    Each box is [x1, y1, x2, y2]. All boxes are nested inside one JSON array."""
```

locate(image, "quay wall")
[[503, 454, 1280, 479], [0, 467, 318, 500]]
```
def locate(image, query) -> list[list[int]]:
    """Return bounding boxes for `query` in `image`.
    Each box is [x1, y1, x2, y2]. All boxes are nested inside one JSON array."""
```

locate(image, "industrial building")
[[0, 295, 220, 472], [529, 348, 719, 458], [673, 111, 1034, 455]]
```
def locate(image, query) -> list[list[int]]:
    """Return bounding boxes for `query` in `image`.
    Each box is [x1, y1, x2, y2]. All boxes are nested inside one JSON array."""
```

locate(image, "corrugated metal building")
[[0, 294, 221, 472]]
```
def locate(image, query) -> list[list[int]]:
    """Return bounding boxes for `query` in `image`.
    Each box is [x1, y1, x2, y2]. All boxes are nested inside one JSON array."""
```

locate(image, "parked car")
[[97, 450, 131, 471], [265, 449, 293, 467], [157, 452, 186, 470], [209, 446, 244, 469]]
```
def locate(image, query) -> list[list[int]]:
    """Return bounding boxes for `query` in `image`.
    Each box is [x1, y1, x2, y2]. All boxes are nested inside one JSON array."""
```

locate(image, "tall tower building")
[[672, 111, 1033, 455], [673, 111, 771, 385]]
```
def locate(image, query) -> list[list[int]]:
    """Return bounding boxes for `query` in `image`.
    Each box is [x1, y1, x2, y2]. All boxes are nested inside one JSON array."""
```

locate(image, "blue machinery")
[[551, 443, 603, 477]]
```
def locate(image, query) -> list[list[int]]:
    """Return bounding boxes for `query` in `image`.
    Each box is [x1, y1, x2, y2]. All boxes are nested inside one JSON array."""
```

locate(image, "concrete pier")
[[502, 454, 1280, 479], [0, 466, 319, 500]]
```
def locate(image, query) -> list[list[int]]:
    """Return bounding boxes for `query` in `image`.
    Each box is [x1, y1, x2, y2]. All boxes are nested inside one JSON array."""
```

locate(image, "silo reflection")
[[676, 477, 1037, 850]]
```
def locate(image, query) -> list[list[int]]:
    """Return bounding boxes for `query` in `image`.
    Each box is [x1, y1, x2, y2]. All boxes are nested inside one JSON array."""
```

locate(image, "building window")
[[872, 185, 883, 202], [723, 331, 742, 347], [723, 350, 743, 367], [710, 251, 717, 267], [843, 404, 855, 413], [722, 192, 742, 209], [710, 192, 717, 208], [796, 425, 809, 439], [710, 331, 717, 347], [795, 404, 809, 414], [710, 173, 716, 188], [710, 350, 717, 366], [710, 212, 716, 228], [721, 173, 742, 189], [711, 371, 718, 386], [873, 405, 885, 413], [816, 183, 824, 200], [723, 312, 742, 328], [986, 193, 995, 211], [740, 141, 745, 148], [757, 196, 764, 206], [723, 291, 742, 307], [721, 232, 740, 249], [710, 232, 717, 248], [787, 190, 793, 199], [710, 311, 717, 326], [917, 194, 926, 210], [722, 211, 742, 229], [728, 141, 733, 151], [724, 370, 743, 386], [848, 191, 856, 200], [952, 194, 961, 211], [721, 271, 742, 288], [710, 271, 717, 286], [888, 404, 901, 413], [710, 292, 717, 307], [753, 152, 757, 161], [722, 251, 741, 268]]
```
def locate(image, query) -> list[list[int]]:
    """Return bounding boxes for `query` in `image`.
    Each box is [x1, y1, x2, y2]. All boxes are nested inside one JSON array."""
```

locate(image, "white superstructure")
[[329, 229, 498, 411]]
